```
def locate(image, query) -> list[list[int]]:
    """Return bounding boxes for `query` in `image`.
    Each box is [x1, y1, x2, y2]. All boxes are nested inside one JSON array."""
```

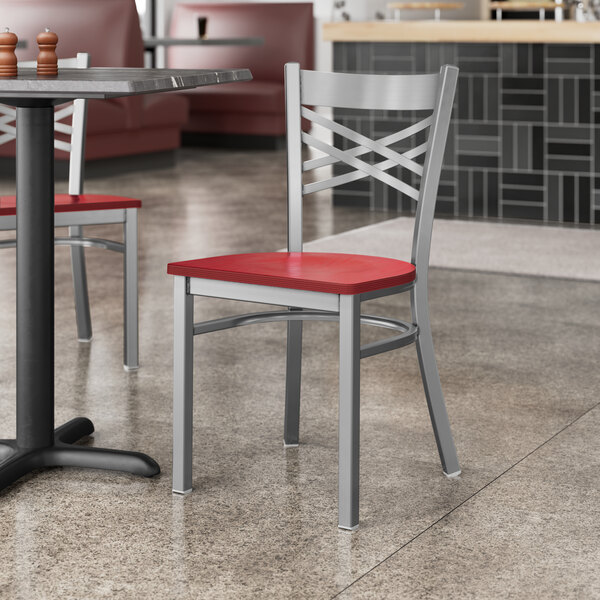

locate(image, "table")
[[387, 1, 464, 20], [489, 1, 559, 20], [0, 67, 252, 492], [143, 37, 263, 68]]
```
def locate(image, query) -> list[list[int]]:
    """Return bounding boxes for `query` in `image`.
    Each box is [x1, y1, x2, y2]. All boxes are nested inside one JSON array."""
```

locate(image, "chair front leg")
[[123, 209, 139, 370], [173, 276, 194, 494], [69, 225, 92, 342], [338, 294, 360, 530], [411, 284, 460, 477], [284, 318, 302, 446]]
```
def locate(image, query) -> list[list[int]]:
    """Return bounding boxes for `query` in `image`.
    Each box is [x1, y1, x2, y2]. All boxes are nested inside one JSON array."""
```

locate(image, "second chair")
[[0, 53, 140, 370]]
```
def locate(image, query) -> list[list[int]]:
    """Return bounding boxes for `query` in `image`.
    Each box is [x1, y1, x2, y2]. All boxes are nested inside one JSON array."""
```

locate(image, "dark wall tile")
[[548, 78, 560, 122], [579, 79, 591, 124], [458, 123, 499, 136], [502, 77, 544, 90], [502, 108, 544, 123], [547, 62, 591, 75], [547, 142, 591, 156], [532, 45, 544, 74], [532, 126, 543, 171], [502, 204, 544, 220], [487, 171, 498, 217], [472, 77, 484, 120], [502, 93, 544, 106], [563, 79, 575, 124], [458, 44, 499, 58], [547, 45, 591, 60], [502, 173, 543, 186], [503, 187, 544, 202], [547, 158, 591, 172], [458, 155, 498, 168], [563, 175, 575, 222], [458, 170, 469, 215], [548, 174, 560, 221], [579, 176, 591, 224], [517, 45, 529, 75], [473, 171, 484, 216]]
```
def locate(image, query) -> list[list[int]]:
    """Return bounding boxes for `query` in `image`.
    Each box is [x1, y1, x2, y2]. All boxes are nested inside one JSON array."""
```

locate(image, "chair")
[[0, 53, 140, 370], [168, 63, 461, 530]]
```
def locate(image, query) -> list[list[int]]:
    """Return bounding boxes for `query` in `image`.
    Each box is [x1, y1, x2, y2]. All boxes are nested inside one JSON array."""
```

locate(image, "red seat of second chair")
[[167, 252, 416, 295], [0, 194, 142, 216]]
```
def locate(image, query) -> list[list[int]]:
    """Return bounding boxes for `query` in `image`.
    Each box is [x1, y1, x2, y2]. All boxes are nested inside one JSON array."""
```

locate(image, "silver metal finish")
[[54, 209, 127, 227], [338, 294, 360, 530], [172, 64, 460, 528], [285, 63, 303, 253], [124, 209, 139, 370], [410, 65, 461, 477], [173, 276, 194, 494], [69, 225, 92, 342], [188, 278, 340, 312], [284, 318, 302, 446]]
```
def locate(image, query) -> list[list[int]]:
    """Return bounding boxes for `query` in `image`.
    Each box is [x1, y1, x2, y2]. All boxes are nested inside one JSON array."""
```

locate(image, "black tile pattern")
[[332, 41, 600, 224]]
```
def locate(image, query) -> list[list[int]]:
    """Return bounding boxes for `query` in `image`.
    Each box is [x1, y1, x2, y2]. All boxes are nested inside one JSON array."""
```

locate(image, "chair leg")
[[284, 319, 302, 447], [411, 286, 461, 477], [69, 225, 92, 342], [173, 276, 194, 495], [123, 209, 139, 370], [338, 294, 360, 531]]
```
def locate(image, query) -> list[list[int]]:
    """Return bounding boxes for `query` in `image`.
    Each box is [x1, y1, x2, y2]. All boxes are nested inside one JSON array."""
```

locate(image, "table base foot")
[[0, 417, 160, 492]]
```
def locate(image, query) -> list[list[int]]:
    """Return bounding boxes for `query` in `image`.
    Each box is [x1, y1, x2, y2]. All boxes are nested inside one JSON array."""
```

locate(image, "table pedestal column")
[[0, 103, 159, 491]]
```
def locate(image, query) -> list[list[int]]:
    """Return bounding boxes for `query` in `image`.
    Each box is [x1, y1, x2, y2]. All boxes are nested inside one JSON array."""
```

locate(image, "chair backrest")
[[0, 53, 89, 195], [168, 3, 314, 82], [284, 63, 458, 279]]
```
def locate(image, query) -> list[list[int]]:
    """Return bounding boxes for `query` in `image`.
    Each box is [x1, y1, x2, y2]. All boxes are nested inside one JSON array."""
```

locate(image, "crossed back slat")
[[0, 53, 90, 194], [284, 62, 458, 277]]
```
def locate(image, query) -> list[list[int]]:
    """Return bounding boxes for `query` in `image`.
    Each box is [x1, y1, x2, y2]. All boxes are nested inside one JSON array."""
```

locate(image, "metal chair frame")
[[171, 62, 461, 530], [0, 53, 139, 370]]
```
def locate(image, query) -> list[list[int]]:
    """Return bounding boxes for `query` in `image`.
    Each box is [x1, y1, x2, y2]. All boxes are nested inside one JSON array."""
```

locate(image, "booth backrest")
[[168, 3, 314, 83], [1, 0, 144, 67]]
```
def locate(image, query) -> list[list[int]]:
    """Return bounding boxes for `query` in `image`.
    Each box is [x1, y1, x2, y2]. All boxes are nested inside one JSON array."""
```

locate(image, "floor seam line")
[[330, 400, 600, 599]]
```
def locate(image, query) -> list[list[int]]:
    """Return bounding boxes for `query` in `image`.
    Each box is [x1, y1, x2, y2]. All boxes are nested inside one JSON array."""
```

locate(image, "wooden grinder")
[[37, 28, 58, 76], [0, 28, 18, 78]]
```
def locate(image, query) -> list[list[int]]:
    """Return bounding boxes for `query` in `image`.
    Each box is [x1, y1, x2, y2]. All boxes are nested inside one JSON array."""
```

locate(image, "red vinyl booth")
[[0, 0, 189, 161], [168, 3, 314, 142]]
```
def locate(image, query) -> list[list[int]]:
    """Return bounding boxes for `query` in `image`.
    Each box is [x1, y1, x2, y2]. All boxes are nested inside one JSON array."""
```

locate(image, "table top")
[[387, 2, 464, 8], [0, 67, 252, 100], [489, 1, 556, 9], [143, 37, 263, 48]]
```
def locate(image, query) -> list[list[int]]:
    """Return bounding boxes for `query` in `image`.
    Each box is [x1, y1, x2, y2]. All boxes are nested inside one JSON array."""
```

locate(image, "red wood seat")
[[167, 252, 416, 295], [0, 194, 141, 216]]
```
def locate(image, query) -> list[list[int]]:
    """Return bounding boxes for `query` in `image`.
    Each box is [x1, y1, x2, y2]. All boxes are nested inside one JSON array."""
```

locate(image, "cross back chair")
[[168, 62, 461, 530], [0, 53, 140, 370]]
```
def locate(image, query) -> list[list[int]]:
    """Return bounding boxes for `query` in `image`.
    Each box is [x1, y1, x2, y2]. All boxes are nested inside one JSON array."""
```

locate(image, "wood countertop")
[[323, 20, 600, 44]]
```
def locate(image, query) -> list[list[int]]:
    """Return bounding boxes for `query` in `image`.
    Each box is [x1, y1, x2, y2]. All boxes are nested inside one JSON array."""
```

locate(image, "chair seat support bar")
[[193, 308, 418, 358], [0, 236, 125, 252]]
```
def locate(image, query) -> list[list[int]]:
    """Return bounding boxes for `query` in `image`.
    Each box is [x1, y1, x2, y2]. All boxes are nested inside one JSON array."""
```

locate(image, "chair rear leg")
[[123, 209, 139, 370], [338, 294, 360, 531], [284, 319, 302, 447], [173, 276, 194, 494], [412, 287, 460, 477], [69, 225, 92, 342]]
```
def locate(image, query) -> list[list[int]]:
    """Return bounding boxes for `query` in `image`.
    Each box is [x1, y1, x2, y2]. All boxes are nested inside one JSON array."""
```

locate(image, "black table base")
[[0, 418, 159, 490], [0, 101, 159, 493]]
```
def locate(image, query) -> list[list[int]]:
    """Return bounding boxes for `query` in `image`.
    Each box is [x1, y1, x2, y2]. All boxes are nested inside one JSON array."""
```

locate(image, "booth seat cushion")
[[141, 94, 190, 129], [185, 81, 284, 115]]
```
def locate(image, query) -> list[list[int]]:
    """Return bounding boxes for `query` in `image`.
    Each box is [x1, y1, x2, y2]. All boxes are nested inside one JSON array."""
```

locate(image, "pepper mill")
[[37, 28, 58, 76], [0, 28, 18, 78]]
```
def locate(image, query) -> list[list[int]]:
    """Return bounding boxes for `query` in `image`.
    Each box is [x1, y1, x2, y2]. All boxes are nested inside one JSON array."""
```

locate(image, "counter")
[[323, 21, 600, 224]]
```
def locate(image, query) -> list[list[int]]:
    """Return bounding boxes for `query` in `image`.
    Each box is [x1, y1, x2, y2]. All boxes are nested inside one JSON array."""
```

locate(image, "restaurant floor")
[[0, 148, 598, 599]]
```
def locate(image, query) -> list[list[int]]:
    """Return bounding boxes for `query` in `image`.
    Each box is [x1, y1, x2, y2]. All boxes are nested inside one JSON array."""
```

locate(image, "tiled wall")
[[332, 42, 600, 224]]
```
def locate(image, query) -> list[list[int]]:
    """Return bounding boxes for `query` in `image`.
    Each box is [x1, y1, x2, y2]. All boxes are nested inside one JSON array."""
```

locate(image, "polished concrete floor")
[[0, 148, 599, 599]]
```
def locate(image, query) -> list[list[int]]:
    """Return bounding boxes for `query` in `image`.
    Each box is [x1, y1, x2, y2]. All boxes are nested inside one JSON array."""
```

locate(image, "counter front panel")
[[333, 42, 600, 224]]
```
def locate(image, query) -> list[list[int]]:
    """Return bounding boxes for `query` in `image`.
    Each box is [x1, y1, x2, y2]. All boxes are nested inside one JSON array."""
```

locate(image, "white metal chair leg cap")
[[283, 440, 299, 448], [78, 336, 93, 343], [172, 488, 193, 495], [123, 364, 140, 372], [444, 469, 461, 479], [338, 524, 359, 532]]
